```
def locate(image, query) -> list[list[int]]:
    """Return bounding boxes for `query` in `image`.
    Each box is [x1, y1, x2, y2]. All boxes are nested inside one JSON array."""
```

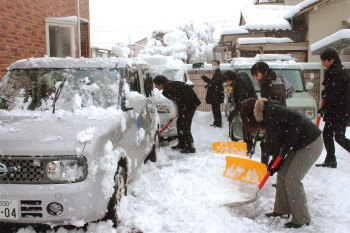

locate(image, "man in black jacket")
[[153, 75, 201, 154], [223, 70, 257, 152], [201, 60, 224, 128], [241, 98, 323, 228], [316, 48, 350, 168]]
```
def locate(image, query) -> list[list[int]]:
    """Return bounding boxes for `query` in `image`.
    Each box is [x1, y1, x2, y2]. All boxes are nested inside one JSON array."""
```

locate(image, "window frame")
[[45, 18, 76, 58]]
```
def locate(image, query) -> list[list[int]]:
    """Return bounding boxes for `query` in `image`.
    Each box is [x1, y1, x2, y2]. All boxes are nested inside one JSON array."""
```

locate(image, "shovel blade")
[[223, 156, 267, 185], [213, 142, 247, 156]]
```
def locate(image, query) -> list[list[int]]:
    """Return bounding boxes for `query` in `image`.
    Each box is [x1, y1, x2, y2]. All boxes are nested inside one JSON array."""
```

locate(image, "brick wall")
[[0, 0, 90, 79]]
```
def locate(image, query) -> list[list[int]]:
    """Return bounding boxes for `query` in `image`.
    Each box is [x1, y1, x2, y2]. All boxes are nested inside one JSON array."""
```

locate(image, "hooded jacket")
[[254, 99, 321, 152], [321, 61, 350, 124], [259, 70, 286, 106]]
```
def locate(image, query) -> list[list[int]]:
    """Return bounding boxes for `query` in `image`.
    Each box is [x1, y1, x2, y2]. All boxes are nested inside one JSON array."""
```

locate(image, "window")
[[129, 70, 141, 93], [45, 18, 76, 58], [144, 73, 153, 97]]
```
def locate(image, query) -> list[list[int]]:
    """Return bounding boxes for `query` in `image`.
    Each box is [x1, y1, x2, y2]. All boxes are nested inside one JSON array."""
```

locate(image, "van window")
[[144, 73, 153, 97], [129, 71, 141, 93]]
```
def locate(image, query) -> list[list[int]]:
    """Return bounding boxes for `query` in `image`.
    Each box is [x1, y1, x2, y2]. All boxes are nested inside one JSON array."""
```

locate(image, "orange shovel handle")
[[316, 100, 324, 127], [259, 156, 283, 190], [159, 119, 173, 135]]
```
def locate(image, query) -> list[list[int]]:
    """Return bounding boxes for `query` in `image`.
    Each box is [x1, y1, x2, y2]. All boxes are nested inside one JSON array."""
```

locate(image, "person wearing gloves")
[[223, 70, 257, 152], [316, 48, 350, 168], [251, 62, 286, 166], [201, 60, 224, 128], [153, 75, 201, 154], [240, 98, 323, 228]]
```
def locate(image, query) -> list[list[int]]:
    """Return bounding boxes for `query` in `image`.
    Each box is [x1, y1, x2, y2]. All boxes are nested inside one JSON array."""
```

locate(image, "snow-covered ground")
[[10, 111, 350, 233]]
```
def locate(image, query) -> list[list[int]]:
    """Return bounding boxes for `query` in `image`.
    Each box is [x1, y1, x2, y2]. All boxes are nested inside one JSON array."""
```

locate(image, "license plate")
[[0, 199, 19, 220]]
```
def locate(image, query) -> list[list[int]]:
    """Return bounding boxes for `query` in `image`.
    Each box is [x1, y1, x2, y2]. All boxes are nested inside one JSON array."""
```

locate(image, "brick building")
[[0, 0, 90, 79]]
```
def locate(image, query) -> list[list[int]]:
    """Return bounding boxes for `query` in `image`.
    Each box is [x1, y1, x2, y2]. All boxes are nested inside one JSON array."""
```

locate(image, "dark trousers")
[[323, 121, 350, 161], [211, 103, 222, 127], [177, 109, 196, 149]]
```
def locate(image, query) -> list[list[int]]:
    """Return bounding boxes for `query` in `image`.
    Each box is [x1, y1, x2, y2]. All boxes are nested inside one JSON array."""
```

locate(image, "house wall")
[[307, 0, 350, 62], [132, 38, 148, 57], [0, 0, 90, 79]]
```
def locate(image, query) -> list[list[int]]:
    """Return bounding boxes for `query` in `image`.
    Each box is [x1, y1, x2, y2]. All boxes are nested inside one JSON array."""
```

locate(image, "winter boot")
[[316, 156, 337, 168], [284, 221, 310, 228], [180, 147, 196, 154], [171, 144, 184, 150], [265, 212, 290, 218]]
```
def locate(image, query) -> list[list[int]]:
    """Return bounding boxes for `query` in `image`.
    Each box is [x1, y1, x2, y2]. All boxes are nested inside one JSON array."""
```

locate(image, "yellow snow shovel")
[[223, 156, 267, 185], [213, 141, 247, 156]]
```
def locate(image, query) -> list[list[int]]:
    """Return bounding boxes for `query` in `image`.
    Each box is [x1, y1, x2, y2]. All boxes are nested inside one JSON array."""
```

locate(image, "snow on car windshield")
[[0, 68, 120, 111]]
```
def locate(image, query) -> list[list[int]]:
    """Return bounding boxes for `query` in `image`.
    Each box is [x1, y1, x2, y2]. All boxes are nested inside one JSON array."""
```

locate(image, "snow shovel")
[[192, 63, 204, 75], [159, 119, 173, 136], [213, 141, 247, 156], [224, 155, 283, 207]]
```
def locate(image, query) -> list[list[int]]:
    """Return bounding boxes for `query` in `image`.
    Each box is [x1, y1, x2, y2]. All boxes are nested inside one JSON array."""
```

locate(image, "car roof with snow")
[[8, 57, 149, 70]]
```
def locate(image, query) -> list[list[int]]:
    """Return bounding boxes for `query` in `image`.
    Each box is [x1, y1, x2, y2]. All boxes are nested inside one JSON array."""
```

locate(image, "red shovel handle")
[[259, 156, 283, 190], [316, 100, 324, 127], [159, 119, 173, 135]]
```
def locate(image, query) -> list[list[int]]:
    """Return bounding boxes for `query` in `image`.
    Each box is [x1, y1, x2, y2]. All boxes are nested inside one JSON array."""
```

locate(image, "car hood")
[[0, 114, 120, 155]]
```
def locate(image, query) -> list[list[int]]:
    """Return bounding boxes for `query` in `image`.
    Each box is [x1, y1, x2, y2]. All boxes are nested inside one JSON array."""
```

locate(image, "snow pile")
[[311, 29, 350, 52], [112, 45, 129, 58], [220, 27, 249, 36], [141, 21, 215, 63], [237, 37, 293, 45], [76, 127, 96, 156]]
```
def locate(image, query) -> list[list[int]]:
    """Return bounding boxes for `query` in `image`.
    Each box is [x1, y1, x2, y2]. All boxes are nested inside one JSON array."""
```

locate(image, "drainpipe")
[[77, 0, 81, 58]]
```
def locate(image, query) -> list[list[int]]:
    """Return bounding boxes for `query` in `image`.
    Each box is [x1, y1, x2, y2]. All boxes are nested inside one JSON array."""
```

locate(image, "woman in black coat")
[[241, 98, 323, 228], [201, 60, 224, 127], [316, 48, 350, 168]]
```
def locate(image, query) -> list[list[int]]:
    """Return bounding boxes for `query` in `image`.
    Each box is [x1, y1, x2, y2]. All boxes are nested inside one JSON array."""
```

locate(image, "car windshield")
[[236, 69, 305, 92], [0, 68, 120, 111]]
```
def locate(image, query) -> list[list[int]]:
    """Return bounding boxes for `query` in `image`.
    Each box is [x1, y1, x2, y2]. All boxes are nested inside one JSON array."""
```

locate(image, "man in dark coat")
[[241, 98, 323, 228], [201, 60, 224, 127], [316, 48, 350, 168], [153, 75, 201, 153], [223, 70, 257, 152], [250, 62, 286, 165]]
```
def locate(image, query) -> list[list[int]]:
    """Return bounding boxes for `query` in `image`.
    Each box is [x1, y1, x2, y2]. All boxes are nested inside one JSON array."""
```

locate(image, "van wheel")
[[106, 167, 127, 227], [145, 133, 159, 163]]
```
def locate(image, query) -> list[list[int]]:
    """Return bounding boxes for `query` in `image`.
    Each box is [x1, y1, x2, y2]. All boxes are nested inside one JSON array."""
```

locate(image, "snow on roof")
[[310, 29, 350, 52], [220, 27, 249, 36], [8, 57, 148, 70], [237, 37, 293, 45], [239, 0, 322, 31]]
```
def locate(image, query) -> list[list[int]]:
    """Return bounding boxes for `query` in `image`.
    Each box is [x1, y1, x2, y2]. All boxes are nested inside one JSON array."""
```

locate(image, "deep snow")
[[7, 111, 350, 233]]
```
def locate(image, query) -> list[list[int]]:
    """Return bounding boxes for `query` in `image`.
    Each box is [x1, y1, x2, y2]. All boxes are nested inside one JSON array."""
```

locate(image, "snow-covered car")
[[141, 55, 192, 138], [226, 54, 317, 140], [0, 57, 159, 227]]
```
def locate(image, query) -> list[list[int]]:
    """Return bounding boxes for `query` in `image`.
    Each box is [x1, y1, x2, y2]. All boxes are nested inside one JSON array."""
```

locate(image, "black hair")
[[212, 60, 220, 66], [251, 62, 269, 76], [153, 75, 169, 86], [222, 70, 237, 81], [320, 48, 341, 64]]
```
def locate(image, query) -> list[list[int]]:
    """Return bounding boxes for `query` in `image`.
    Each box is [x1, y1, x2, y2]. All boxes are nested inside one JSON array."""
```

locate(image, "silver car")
[[0, 57, 159, 227]]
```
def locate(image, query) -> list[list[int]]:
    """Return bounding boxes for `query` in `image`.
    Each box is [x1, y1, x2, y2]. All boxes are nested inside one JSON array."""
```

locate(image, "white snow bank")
[[311, 29, 350, 52], [220, 27, 249, 36], [237, 37, 293, 45]]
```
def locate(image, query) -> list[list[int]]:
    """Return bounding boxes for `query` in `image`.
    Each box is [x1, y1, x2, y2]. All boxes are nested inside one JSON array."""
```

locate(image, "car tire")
[[145, 133, 159, 163], [106, 166, 127, 227]]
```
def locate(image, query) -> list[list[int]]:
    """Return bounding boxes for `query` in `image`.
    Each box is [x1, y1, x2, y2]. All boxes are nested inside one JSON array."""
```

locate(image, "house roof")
[[311, 29, 350, 55], [237, 37, 293, 45]]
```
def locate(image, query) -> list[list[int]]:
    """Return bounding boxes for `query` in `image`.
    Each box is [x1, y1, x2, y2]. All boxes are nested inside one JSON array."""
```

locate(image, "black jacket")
[[229, 72, 257, 116], [259, 70, 286, 107], [162, 81, 201, 112], [201, 69, 224, 104], [262, 100, 321, 152], [321, 61, 350, 124]]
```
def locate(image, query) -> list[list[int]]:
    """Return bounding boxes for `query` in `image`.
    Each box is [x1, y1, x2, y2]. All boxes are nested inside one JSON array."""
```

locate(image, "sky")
[[89, 0, 256, 48]]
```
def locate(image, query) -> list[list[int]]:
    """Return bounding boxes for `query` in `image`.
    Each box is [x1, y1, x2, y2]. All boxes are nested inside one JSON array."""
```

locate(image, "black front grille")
[[20, 200, 43, 218], [0, 158, 43, 184]]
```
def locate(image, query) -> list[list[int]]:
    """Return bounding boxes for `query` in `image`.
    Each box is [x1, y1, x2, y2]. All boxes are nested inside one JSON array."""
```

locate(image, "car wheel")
[[145, 133, 159, 163], [106, 166, 127, 227]]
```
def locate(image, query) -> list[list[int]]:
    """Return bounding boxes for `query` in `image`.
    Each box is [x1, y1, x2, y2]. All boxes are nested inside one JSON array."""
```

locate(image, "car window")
[[144, 73, 153, 97], [128, 69, 141, 93], [236, 69, 304, 92], [0, 68, 120, 111]]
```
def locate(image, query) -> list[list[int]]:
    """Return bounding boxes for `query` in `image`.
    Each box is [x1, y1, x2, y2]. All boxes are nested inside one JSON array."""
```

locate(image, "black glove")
[[317, 107, 325, 117], [267, 145, 292, 176], [227, 110, 239, 122], [201, 75, 207, 79]]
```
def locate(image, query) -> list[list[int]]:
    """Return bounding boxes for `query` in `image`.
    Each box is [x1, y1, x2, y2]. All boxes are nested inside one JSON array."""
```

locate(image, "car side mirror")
[[306, 82, 314, 90], [121, 94, 134, 111]]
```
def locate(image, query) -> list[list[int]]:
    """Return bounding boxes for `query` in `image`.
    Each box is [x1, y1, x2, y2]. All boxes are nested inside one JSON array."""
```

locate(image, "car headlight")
[[304, 108, 316, 120], [46, 158, 87, 182], [157, 105, 171, 113]]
